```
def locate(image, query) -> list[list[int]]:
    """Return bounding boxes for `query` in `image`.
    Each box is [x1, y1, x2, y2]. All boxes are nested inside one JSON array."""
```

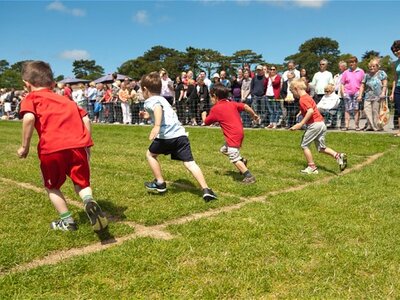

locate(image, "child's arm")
[[17, 112, 35, 158], [243, 104, 259, 122], [290, 108, 313, 131], [149, 105, 162, 140], [82, 115, 91, 135]]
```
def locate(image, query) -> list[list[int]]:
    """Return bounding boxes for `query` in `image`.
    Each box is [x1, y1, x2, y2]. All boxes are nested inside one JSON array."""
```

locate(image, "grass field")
[[1, 120, 400, 299]]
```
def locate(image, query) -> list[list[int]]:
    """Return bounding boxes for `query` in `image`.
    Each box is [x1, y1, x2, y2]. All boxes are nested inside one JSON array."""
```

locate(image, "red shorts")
[[39, 148, 90, 190]]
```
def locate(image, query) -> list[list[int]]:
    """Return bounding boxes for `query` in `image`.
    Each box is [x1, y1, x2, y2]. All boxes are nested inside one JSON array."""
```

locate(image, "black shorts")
[[149, 136, 194, 162]]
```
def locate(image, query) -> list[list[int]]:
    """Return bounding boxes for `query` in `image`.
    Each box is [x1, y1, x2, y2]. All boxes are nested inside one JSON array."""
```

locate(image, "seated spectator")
[[317, 84, 340, 128]]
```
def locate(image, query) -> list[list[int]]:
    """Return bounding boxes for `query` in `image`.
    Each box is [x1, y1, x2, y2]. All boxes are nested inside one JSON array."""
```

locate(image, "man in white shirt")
[[311, 59, 333, 104]]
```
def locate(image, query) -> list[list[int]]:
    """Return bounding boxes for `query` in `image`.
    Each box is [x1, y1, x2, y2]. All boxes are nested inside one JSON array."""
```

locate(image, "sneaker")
[[50, 219, 78, 231], [242, 176, 256, 184], [301, 166, 319, 174], [203, 188, 217, 202], [337, 153, 347, 172], [84, 200, 108, 232], [145, 179, 167, 193]]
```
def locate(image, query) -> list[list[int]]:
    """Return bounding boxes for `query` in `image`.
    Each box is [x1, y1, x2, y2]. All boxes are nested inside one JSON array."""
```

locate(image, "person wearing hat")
[[250, 65, 268, 127], [210, 73, 220, 90]]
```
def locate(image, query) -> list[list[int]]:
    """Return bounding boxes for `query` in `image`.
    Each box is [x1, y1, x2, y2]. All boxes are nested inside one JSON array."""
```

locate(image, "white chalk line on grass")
[[0, 151, 386, 276]]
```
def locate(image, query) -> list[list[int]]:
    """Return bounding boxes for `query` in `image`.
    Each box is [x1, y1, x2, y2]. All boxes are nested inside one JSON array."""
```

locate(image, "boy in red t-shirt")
[[17, 61, 108, 232], [203, 83, 259, 183], [289, 78, 347, 174]]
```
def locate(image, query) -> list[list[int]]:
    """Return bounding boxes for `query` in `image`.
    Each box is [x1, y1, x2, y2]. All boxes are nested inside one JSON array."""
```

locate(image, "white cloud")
[[59, 50, 90, 60], [294, 0, 327, 8], [46, 1, 86, 17], [133, 10, 150, 25]]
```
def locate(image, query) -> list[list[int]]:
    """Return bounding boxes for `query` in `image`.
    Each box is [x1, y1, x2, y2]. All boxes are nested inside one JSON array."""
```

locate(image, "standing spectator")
[[93, 83, 105, 123], [230, 74, 242, 102], [3, 88, 13, 119], [130, 80, 140, 125], [281, 71, 298, 128], [112, 80, 122, 123], [243, 63, 254, 78], [187, 79, 199, 126], [281, 60, 301, 83], [160, 69, 174, 106], [341, 56, 365, 131], [210, 73, 220, 90], [199, 70, 212, 90], [55, 83, 65, 96], [86, 82, 97, 121], [174, 76, 186, 124], [197, 78, 210, 125], [241, 69, 253, 127], [311, 59, 333, 104], [358, 58, 387, 131], [118, 81, 131, 125], [390, 40, 400, 134], [265, 66, 282, 129], [333, 61, 348, 129], [250, 65, 267, 127], [103, 84, 113, 123], [72, 83, 87, 109], [220, 70, 231, 89], [63, 83, 72, 100]]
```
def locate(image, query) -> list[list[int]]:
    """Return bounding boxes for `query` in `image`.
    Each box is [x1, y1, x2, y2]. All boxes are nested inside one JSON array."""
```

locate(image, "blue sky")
[[1, 0, 399, 77]]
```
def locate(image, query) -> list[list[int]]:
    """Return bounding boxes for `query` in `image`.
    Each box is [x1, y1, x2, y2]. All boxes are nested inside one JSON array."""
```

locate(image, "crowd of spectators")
[[0, 57, 394, 132]]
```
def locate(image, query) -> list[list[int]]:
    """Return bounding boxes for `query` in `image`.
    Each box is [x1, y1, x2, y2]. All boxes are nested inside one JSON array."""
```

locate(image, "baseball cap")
[[213, 73, 220, 78], [256, 65, 263, 70]]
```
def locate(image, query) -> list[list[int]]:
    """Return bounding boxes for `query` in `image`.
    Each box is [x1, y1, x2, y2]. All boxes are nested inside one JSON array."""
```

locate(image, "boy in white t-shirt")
[[141, 72, 217, 202]]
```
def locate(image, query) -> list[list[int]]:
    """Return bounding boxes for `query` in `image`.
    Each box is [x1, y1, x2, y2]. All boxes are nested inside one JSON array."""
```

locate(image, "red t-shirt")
[[20, 89, 93, 155], [299, 94, 324, 125], [204, 99, 245, 147]]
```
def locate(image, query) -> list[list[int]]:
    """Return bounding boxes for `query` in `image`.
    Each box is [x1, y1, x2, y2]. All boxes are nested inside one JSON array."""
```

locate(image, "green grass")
[[1, 120, 400, 298]]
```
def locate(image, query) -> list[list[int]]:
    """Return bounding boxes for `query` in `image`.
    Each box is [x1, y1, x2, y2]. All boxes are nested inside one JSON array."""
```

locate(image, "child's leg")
[[303, 147, 316, 167], [183, 161, 208, 189], [146, 150, 164, 183], [74, 185, 94, 203], [319, 147, 337, 158], [233, 160, 248, 174], [46, 188, 69, 215]]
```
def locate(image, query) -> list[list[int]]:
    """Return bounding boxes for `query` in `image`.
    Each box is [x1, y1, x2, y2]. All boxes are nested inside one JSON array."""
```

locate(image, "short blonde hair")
[[368, 57, 380, 68], [324, 83, 335, 94], [290, 78, 307, 91]]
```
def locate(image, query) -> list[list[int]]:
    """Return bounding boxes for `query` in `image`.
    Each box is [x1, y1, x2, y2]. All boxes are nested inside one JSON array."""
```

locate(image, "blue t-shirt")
[[363, 70, 387, 101], [144, 95, 186, 139]]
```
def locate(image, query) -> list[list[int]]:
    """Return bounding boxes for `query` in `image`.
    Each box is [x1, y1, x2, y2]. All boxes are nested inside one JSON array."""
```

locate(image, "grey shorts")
[[220, 144, 242, 163], [301, 122, 327, 151]]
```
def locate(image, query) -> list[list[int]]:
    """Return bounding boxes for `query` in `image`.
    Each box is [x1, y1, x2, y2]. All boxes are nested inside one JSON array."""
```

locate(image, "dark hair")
[[21, 60, 54, 88], [140, 71, 161, 94], [210, 83, 229, 99], [391, 40, 400, 53]]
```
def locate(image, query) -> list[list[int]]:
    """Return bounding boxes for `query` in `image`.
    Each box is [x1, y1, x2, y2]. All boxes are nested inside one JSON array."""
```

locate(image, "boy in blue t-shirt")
[[141, 71, 217, 202]]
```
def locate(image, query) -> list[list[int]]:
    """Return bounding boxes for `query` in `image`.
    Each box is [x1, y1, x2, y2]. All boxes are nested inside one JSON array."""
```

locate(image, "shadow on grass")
[[170, 179, 203, 197], [224, 170, 243, 182], [77, 199, 128, 244]]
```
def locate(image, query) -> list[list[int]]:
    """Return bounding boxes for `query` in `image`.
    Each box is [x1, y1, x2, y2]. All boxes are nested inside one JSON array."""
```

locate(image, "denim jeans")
[[251, 95, 267, 126], [266, 98, 282, 124]]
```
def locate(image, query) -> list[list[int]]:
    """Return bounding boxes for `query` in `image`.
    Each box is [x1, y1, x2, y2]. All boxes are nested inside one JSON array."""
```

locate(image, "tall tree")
[[72, 60, 104, 81], [285, 37, 341, 75], [231, 50, 264, 68]]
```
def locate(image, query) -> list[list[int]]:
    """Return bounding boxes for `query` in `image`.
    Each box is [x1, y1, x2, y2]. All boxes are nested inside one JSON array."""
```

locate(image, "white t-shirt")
[[317, 93, 340, 111], [144, 95, 186, 139], [161, 78, 174, 98], [311, 71, 334, 95]]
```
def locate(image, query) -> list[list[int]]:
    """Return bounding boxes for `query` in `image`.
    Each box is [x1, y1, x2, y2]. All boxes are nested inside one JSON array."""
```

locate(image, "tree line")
[[0, 37, 394, 90]]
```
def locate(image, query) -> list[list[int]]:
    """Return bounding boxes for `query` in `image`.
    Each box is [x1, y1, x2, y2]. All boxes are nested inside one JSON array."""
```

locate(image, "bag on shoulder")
[[94, 102, 103, 113]]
